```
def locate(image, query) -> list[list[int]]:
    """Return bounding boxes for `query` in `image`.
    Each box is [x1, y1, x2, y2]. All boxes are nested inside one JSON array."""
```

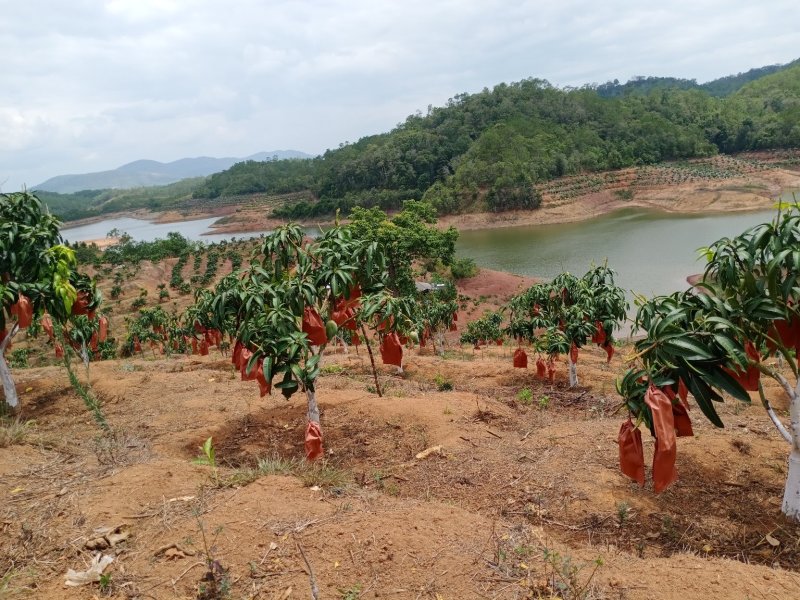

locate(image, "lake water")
[[456, 208, 780, 301], [61, 216, 268, 244], [62, 203, 790, 305]]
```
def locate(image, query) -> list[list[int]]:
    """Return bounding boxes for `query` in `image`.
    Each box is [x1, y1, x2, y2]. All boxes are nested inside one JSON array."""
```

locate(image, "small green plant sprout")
[[339, 583, 362, 600], [8, 348, 31, 369], [98, 573, 112, 594], [195, 436, 216, 467], [194, 436, 220, 485], [434, 374, 453, 391], [196, 518, 230, 600], [517, 387, 533, 405], [542, 548, 603, 599], [538, 395, 551, 410]]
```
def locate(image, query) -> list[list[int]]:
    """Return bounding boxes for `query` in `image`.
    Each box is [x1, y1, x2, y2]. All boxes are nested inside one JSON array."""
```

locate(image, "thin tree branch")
[[293, 534, 320, 600], [360, 323, 382, 397], [0, 323, 19, 353], [755, 362, 796, 404], [758, 382, 793, 445]]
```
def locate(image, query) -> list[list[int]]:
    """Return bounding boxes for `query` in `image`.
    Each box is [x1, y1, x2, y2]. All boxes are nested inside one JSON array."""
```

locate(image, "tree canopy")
[[616, 204, 800, 519], [1, 192, 100, 410]]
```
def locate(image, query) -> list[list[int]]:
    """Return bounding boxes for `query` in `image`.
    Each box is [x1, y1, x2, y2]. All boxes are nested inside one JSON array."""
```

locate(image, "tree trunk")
[[306, 387, 320, 425], [783, 450, 800, 520], [436, 332, 446, 356], [0, 324, 20, 410], [568, 359, 579, 388], [360, 324, 382, 397], [779, 381, 800, 520]]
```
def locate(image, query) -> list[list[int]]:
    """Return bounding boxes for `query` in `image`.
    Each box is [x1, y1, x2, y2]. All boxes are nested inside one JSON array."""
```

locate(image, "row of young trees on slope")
[[458, 211, 800, 521], [6, 191, 800, 522], [111, 202, 458, 460]]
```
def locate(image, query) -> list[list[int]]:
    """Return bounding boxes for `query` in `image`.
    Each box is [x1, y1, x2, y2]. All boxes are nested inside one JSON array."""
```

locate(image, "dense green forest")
[[41, 59, 800, 222], [196, 61, 800, 218], [595, 58, 799, 98]]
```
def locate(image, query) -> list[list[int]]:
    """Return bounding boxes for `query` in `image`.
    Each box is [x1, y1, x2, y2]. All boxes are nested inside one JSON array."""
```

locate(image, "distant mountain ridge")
[[595, 58, 800, 98], [35, 151, 313, 193]]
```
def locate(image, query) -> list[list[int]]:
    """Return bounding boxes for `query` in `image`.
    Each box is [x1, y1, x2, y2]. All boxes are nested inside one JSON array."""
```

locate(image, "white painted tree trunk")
[[0, 324, 20, 410], [436, 332, 445, 356], [306, 387, 320, 425], [783, 449, 800, 520], [568, 359, 579, 388], [777, 378, 800, 520]]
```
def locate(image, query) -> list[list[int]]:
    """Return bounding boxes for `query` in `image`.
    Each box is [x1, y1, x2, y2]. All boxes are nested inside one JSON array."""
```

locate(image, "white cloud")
[[1, 0, 799, 190]]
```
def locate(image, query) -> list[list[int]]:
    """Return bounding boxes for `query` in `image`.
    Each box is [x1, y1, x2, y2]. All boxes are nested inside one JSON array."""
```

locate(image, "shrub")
[[451, 257, 478, 280]]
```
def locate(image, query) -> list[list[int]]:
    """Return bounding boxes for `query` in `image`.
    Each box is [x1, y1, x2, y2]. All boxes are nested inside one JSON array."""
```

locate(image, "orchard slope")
[[3, 194, 800, 598]]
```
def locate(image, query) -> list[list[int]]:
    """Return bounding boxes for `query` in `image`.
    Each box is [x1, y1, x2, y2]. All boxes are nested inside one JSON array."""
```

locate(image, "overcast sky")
[[1, 0, 798, 191]]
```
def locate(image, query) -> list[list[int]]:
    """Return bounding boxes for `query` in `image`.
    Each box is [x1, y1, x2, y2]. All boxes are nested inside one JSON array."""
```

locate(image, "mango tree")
[[415, 281, 459, 355], [616, 206, 800, 519], [1, 192, 100, 411], [199, 223, 409, 460], [460, 311, 503, 349], [123, 306, 197, 357], [505, 267, 627, 387], [348, 201, 459, 295]]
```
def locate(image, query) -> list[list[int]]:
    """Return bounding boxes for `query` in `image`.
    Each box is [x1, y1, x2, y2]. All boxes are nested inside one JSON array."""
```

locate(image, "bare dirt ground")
[[3, 333, 800, 599]]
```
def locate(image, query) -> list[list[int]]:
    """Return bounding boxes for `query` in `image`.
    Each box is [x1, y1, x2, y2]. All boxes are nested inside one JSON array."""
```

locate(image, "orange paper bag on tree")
[[618, 419, 645, 486], [644, 385, 678, 493]]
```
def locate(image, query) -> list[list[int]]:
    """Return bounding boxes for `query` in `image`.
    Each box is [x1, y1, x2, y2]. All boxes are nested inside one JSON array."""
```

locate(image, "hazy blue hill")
[[35, 150, 312, 193]]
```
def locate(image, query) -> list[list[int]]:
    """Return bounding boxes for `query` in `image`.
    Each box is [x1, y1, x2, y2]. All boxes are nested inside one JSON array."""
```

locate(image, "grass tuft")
[[0, 417, 34, 448]]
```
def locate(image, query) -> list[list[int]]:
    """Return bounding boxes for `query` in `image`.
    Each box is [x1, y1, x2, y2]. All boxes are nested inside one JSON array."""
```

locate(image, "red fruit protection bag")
[[41, 314, 55, 339], [305, 422, 323, 461], [240, 349, 256, 381], [98, 316, 109, 343], [231, 340, 244, 369], [672, 402, 693, 437], [722, 340, 760, 392], [10, 294, 33, 328], [255, 358, 271, 397], [644, 385, 677, 493], [513, 348, 527, 368], [591, 321, 606, 345], [535, 357, 546, 378], [380, 333, 403, 367], [603, 342, 614, 363], [618, 419, 645, 486], [302, 306, 328, 346], [569, 343, 579, 364]]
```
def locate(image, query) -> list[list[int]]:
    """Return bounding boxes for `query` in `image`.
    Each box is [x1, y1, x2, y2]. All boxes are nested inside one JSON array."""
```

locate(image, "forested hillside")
[[42, 60, 800, 222], [36, 178, 202, 222], [595, 58, 799, 98], [194, 62, 800, 218]]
